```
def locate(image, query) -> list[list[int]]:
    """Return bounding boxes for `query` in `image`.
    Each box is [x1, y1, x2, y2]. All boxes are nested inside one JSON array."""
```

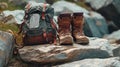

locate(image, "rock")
[[46, 0, 54, 4], [55, 57, 120, 67], [107, 21, 119, 33], [97, 0, 120, 28], [52, 1, 89, 15], [9, 0, 46, 7], [52, 1, 108, 37], [0, 31, 14, 67], [113, 45, 120, 57], [105, 30, 120, 44], [18, 38, 114, 64], [85, 0, 120, 28], [3, 10, 24, 24], [25, 1, 50, 9], [85, 0, 113, 10], [2, 15, 16, 23], [84, 11, 109, 37]]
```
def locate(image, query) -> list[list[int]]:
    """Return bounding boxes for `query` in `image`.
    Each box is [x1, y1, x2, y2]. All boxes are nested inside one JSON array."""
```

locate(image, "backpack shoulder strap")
[[41, 3, 47, 20], [49, 16, 60, 45]]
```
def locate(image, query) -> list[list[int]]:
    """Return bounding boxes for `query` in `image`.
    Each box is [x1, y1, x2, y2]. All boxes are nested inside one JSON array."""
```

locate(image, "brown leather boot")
[[72, 13, 89, 45], [58, 13, 73, 45]]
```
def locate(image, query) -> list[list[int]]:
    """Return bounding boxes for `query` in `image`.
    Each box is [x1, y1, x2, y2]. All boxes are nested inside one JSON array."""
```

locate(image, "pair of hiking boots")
[[58, 13, 89, 45]]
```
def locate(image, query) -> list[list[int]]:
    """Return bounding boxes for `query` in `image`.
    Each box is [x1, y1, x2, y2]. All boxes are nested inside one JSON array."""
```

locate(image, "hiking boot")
[[58, 13, 73, 45], [72, 13, 89, 45]]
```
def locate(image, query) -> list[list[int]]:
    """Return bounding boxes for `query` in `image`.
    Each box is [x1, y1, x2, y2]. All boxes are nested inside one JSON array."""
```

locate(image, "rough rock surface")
[[113, 45, 120, 57], [55, 57, 120, 67], [84, 16, 108, 37], [3, 10, 24, 24], [105, 30, 120, 44], [84, 11, 108, 37], [85, 0, 113, 10], [85, 0, 120, 28], [52, 1, 89, 15], [0, 31, 14, 67], [18, 38, 114, 64]]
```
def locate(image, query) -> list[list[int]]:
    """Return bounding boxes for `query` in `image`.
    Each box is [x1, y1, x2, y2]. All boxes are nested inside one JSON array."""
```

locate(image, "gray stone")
[[51, 1, 89, 16], [85, 0, 113, 10], [105, 30, 120, 44], [85, 0, 120, 28], [84, 17, 108, 37], [0, 31, 14, 67], [3, 10, 24, 24], [55, 57, 120, 67], [84, 12, 108, 37], [113, 45, 120, 57], [18, 38, 114, 64]]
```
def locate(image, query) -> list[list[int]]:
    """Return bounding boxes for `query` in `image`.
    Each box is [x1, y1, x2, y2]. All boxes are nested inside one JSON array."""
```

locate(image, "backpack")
[[19, 3, 58, 45]]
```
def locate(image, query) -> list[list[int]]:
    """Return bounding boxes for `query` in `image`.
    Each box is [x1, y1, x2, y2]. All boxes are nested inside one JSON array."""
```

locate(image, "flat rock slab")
[[55, 57, 120, 67], [19, 38, 114, 64]]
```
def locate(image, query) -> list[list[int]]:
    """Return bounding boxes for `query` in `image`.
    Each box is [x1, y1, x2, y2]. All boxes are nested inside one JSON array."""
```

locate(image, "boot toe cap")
[[75, 36, 89, 45]]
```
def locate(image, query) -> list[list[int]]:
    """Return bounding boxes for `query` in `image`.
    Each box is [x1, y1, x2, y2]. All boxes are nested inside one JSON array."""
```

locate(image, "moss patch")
[[0, 22, 23, 47], [0, 23, 19, 32]]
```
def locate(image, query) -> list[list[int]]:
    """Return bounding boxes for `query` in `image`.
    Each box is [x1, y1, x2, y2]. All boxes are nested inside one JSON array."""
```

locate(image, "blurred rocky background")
[[0, 0, 120, 67]]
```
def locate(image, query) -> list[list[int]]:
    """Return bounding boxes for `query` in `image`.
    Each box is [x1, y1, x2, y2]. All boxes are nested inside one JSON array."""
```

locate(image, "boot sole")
[[75, 38, 89, 45]]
